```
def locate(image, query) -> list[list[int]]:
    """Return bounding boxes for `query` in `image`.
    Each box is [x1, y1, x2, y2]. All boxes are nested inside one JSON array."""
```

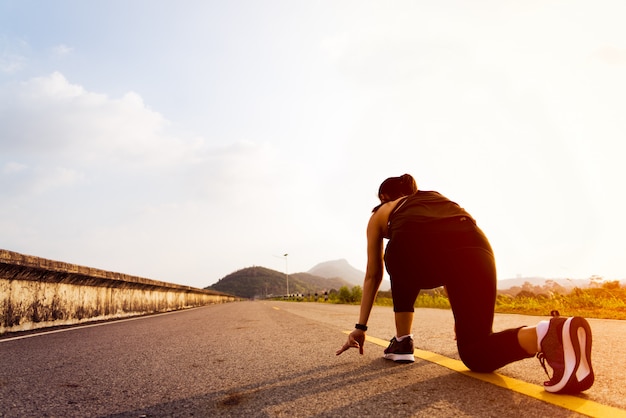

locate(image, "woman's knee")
[[457, 341, 497, 373]]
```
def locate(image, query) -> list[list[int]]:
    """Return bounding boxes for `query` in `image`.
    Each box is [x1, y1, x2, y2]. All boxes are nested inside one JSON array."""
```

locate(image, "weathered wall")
[[0, 249, 237, 335]]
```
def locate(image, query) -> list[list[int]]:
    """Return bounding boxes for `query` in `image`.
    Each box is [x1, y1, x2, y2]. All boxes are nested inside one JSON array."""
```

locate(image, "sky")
[[1, 1, 625, 289]]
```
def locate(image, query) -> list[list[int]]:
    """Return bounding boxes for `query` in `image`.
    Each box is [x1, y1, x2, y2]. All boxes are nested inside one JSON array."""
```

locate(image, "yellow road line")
[[355, 333, 626, 418]]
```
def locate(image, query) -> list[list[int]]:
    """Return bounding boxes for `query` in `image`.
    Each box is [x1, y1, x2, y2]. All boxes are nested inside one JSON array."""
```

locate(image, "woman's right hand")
[[335, 329, 366, 356]]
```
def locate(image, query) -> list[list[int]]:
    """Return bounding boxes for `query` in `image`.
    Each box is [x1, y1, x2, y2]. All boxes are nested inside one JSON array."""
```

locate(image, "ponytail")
[[373, 174, 418, 212]]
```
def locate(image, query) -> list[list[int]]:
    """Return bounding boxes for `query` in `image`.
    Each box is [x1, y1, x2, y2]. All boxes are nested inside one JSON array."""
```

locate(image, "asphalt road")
[[1, 301, 625, 417]]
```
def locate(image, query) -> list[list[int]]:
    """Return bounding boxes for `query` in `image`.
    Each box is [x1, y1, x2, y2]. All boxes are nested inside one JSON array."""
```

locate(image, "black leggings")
[[384, 223, 533, 372]]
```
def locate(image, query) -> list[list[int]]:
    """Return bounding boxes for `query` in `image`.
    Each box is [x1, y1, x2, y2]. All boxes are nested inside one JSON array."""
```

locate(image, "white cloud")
[[0, 36, 28, 74], [50, 44, 74, 58], [0, 72, 197, 167], [0, 72, 294, 285], [3, 161, 27, 174], [30, 166, 86, 195], [0, 72, 286, 195], [0, 53, 25, 73]]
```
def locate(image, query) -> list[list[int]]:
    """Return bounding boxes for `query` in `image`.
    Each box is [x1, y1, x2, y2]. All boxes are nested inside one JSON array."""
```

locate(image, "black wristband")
[[355, 323, 368, 331]]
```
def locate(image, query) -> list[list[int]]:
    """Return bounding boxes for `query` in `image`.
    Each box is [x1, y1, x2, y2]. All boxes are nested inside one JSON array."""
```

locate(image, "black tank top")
[[387, 191, 475, 238]]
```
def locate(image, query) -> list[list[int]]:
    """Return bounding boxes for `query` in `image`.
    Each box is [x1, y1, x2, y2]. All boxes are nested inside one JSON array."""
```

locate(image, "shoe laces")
[[537, 309, 560, 380], [537, 352, 551, 380]]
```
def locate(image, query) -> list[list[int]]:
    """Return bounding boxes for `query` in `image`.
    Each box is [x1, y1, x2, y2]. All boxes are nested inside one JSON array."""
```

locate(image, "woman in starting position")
[[336, 174, 594, 394]]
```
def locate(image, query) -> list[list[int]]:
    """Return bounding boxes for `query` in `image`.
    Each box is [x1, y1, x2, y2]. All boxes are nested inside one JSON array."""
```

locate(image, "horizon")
[[2, 2, 625, 288], [211, 258, 624, 293], [197, 257, 625, 288], [2, 247, 622, 290]]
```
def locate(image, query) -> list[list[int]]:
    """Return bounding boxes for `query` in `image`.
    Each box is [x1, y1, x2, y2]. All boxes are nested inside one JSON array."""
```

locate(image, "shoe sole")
[[383, 353, 415, 363], [544, 317, 594, 393]]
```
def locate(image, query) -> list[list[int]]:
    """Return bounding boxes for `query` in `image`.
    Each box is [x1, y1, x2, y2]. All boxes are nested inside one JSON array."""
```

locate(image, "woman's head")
[[378, 174, 418, 203]]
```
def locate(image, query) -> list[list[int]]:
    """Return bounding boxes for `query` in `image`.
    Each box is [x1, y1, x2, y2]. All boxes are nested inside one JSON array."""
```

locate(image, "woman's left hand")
[[335, 329, 365, 356]]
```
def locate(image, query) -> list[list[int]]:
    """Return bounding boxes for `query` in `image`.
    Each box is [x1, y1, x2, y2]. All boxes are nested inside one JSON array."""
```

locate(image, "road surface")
[[1, 301, 625, 417]]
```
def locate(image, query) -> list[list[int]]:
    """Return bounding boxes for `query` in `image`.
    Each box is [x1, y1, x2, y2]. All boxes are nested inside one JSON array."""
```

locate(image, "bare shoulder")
[[368, 197, 406, 232], [379, 196, 406, 217]]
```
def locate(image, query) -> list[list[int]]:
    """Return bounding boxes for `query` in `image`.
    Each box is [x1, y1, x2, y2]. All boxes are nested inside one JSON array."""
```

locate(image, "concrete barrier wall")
[[0, 249, 237, 335]]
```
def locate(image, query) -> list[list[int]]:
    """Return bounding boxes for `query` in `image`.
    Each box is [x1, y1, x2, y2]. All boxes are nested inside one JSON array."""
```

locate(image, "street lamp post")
[[283, 253, 289, 297]]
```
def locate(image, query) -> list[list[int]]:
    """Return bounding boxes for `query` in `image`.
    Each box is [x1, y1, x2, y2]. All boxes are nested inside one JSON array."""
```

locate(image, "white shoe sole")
[[383, 353, 415, 363]]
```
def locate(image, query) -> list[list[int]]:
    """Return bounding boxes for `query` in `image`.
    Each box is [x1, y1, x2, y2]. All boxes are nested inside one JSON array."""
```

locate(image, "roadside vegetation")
[[289, 279, 626, 320]]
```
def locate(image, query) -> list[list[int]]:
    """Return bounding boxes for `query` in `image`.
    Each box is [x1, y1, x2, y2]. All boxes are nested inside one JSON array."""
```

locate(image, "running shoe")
[[383, 336, 415, 363], [537, 315, 594, 394]]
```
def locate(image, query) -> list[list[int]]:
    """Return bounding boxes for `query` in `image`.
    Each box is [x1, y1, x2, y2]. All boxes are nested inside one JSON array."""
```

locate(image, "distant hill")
[[206, 266, 351, 299], [207, 260, 623, 299], [307, 259, 365, 286]]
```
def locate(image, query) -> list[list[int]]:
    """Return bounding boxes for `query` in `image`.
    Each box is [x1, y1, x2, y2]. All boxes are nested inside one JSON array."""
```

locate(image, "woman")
[[336, 174, 594, 394]]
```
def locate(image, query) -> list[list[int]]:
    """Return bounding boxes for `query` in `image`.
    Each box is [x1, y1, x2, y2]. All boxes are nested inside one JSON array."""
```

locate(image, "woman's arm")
[[336, 208, 386, 356], [357, 213, 385, 325]]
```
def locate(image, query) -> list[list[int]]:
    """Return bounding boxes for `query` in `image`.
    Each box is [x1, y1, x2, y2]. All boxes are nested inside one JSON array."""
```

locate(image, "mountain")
[[307, 259, 365, 286], [206, 266, 351, 299], [207, 260, 624, 299]]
